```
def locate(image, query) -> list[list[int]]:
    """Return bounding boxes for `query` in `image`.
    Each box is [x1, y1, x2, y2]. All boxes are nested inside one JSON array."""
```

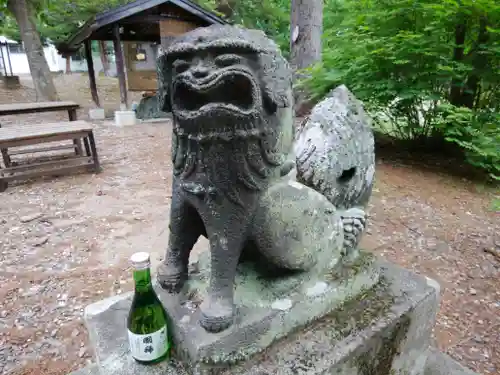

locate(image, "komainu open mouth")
[[173, 69, 258, 119]]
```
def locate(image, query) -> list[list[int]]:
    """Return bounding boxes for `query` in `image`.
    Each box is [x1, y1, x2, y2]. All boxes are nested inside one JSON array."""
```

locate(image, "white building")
[[0, 35, 113, 75]]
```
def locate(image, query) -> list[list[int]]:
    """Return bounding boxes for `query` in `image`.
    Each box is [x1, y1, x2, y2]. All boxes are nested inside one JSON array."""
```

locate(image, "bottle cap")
[[130, 252, 150, 270]]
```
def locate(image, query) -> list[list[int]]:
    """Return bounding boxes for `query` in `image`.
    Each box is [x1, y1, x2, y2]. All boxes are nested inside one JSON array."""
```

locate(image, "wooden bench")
[[0, 101, 80, 123], [0, 101, 82, 163], [0, 121, 101, 192]]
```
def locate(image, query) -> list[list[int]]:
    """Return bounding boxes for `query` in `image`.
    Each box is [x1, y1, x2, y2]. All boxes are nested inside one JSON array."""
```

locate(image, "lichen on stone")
[[326, 251, 376, 283], [318, 276, 394, 340], [354, 314, 411, 375]]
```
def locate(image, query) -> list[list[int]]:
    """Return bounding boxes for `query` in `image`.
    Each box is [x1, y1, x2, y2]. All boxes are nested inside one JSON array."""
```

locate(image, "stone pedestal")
[[69, 258, 478, 375], [160, 252, 379, 371]]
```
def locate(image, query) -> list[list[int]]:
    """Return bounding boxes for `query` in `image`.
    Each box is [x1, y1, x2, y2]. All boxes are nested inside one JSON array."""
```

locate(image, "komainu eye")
[[214, 54, 242, 67], [173, 59, 189, 73]]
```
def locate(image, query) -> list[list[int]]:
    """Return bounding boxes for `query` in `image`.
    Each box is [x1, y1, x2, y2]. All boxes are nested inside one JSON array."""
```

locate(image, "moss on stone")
[[241, 277, 396, 374], [177, 251, 383, 372], [319, 276, 393, 340], [320, 273, 412, 375], [355, 313, 411, 375], [326, 251, 376, 283], [204, 273, 406, 375]]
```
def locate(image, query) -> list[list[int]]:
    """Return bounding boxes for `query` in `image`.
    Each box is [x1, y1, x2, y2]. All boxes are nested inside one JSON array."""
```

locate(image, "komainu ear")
[[258, 52, 293, 111], [262, 92, 278, 114]]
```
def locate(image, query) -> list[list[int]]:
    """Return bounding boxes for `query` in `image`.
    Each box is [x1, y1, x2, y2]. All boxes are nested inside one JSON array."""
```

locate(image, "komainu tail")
[[294, 85, 375, 254]]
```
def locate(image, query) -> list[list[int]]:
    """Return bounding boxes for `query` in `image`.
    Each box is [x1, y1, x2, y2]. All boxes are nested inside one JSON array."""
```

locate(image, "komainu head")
[[159, 25, 293, 140]]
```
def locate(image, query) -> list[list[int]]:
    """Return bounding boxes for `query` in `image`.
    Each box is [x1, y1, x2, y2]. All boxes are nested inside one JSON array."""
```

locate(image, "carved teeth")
[[173, 68, 260, 119]]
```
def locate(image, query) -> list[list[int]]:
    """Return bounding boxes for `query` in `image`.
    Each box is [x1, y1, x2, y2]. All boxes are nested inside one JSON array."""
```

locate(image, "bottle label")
[[128, 325, 168, 361]]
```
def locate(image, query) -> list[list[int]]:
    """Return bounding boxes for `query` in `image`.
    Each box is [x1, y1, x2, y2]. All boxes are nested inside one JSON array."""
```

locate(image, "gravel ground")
[[0, 74, 498, 375]]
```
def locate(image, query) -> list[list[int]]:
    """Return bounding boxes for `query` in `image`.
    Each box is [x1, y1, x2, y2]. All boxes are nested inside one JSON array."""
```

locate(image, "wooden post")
[[5, 43, 13, 76], [0, 43, 7, 75], [84, 40, 100, 107], [112, 24, 128, 109]]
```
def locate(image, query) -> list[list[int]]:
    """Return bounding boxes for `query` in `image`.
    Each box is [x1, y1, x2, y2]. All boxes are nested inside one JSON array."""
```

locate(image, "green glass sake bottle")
[[127, 252, 171, 364]]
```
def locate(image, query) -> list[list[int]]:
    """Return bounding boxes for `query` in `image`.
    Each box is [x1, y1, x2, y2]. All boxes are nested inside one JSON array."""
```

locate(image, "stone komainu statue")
[[157, 25, 375, 333]]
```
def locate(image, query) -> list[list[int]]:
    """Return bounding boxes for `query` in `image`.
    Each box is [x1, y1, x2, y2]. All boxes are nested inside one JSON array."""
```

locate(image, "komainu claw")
[[341, 207, 368, 253]]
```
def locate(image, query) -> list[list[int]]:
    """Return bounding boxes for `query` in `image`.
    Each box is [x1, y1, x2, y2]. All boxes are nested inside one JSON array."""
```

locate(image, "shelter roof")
[[57, 0, 228, 54]]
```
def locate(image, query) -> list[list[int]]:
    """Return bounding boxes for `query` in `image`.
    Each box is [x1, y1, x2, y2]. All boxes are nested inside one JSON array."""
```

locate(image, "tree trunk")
[[290, 0, 323, 115], [65, 55, 72, 74], [449, 14, 466, 106], [7, 0, 58, 101], [461, 16, 489, 109], [99, 40, 110, 77]]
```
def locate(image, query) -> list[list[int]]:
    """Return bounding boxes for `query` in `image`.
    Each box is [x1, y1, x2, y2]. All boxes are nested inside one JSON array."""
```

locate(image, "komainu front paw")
[[199, 296, 235, 333], [157, 262, 187, 293]]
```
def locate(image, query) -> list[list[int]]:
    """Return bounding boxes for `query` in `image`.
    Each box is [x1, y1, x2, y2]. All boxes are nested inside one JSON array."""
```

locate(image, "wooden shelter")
[[57, 0, 228, 109]]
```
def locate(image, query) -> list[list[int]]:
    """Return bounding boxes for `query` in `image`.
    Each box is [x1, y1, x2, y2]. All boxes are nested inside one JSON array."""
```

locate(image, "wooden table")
[[0, 101, 82, 163], [0, 101, 80, 123], [0, 121, 101, 192]]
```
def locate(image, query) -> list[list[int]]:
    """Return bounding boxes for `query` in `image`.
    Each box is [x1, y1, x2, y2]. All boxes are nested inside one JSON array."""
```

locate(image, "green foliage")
[[228, 0, 290, 55], [40, 0, 135, 44], [0, 0, 53, 44], [0, 13, 20, 41], [194, 0, 291, 54], [436, 103, 500, 180], [193, 0, 218, 12], [0, 0, 134, 46], [2, 0, 290, 52], [303, 0, 500, 180]]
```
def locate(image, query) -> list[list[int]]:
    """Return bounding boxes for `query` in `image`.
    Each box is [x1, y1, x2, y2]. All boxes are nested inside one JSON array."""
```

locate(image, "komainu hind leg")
[[251, 180, 344, 272]]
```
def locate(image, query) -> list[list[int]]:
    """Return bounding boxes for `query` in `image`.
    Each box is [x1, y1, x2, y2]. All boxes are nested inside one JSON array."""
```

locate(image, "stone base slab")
[[157, 251, 379, 371], [79, 259, 461, 375]]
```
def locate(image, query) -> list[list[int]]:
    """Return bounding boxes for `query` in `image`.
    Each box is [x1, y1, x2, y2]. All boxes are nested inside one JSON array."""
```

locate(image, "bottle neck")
[[133, 267, 153, 293]]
